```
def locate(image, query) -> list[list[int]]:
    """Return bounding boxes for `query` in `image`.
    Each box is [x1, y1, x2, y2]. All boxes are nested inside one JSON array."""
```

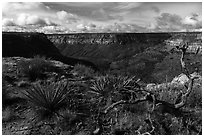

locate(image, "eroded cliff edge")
[[47, 32, 201, 60], [47, 32, 201, 82], [2, 32, 97, 70]]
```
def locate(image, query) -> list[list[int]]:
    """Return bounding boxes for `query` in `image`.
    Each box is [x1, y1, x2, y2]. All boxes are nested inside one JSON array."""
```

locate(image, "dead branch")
[[174, 42, 196, 109], [179, 42, 190, 77], [100, 41, 198, 134], [175, 78, 194, 109], [13, 123, 55, 132], [104, 95, 148, 114]]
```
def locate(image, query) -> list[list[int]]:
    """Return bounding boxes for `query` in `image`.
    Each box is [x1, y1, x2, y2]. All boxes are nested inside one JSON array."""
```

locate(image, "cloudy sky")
[[2, 2, 202, 33]]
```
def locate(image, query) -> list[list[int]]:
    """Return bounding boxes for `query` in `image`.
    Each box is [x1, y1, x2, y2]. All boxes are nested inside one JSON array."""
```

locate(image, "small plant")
[[17, 55, 52, 81], [2, 107, 14, 122], [89, 74, 138, 113], [90, 75, 137, 96], [23, 80, 71, 120], [186, 84, 202, 108], [2, 76, 11, 108], [71, 64, 95, 78]]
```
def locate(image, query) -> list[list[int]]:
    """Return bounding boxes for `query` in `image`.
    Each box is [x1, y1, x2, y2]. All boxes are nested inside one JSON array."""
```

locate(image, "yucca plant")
[[23, 80, 71, 120], [89, 75, 138, 108], [90, 75, 137, 95]]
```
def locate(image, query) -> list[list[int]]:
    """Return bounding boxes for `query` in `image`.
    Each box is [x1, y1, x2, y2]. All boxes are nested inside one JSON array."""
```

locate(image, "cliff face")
[[47, 32, 202, 83], [47, 32, 201, 61], [164, 32, 202, 54], [3, 32, 201, 83], [47, 33, 171, 59], [2, 32, 97, 69], [47, 33, 171, 45]]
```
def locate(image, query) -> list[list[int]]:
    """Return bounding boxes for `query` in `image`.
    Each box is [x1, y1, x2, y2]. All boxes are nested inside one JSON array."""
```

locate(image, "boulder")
[[171, 73, 189, 85]]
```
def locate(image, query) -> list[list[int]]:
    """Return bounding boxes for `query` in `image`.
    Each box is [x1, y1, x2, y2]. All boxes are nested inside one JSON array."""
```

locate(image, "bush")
[[2, 78, 11, 108], [71, 64, 95, 78], [17, 56, 52, 81], [186, 85, 202, 108], [90, 75, 136, 98], [23, 79, 71, 120]]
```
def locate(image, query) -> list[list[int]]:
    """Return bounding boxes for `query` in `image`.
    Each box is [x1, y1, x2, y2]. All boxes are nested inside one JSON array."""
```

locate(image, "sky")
[[2, 2, 202, 33]]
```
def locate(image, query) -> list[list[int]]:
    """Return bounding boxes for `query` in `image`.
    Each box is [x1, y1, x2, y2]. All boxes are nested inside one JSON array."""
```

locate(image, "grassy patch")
[[17, 56, 53, 81], [71, 64, 95, 78]]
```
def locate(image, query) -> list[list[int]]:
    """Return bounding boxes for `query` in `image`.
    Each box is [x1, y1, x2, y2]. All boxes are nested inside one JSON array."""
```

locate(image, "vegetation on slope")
[[2, 39, 202, 134]]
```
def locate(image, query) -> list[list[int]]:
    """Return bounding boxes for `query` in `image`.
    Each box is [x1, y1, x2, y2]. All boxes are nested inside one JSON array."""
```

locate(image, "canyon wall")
[[47, 32, 201, 82], [2, 32, 97, 69], [2, 32, 201, 83], [47, 32, 201, 60]]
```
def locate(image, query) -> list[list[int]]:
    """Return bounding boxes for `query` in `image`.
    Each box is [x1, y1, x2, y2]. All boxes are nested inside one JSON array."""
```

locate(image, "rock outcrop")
[[146, 72, 201, 92], [47, 32, 201, 60], [47, 33, 172, 60]]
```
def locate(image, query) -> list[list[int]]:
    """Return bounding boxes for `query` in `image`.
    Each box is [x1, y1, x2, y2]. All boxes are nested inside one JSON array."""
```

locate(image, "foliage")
[[71, 64, 95, 78], [2, 75, 13, 108], [17, 56, 53, 81], [90, 75, 136, 93], [89, 75, 138, 104], [23, 79, 71, 120], [2, 107, 15, 122], [186, 84, 202, 108], [2, 79, 10, 108]]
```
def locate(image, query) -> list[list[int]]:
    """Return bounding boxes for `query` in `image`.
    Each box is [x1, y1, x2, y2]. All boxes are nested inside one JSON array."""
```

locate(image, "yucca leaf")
[[24, 80, 71, 119]]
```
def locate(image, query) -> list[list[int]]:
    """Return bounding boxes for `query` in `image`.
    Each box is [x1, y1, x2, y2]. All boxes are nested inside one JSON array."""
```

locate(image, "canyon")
[[3, 32, 202, 83], [47, 32, 202, 82]]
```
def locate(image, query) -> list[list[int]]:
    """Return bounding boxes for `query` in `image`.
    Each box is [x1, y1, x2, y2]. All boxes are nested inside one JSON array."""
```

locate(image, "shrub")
[[2, 107, 15, 122], [2, 75, 11, 108], [186, 85, 202, 108], [71, 64, 95, 78], [23, 80, 71, 120], [17, 56, 52, 81], [90, 75, 136, 97]]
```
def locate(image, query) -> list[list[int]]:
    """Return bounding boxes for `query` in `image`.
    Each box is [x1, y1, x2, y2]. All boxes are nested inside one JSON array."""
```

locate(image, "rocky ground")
[[2, 57, 78, 134], [2, 57, 202, 135]]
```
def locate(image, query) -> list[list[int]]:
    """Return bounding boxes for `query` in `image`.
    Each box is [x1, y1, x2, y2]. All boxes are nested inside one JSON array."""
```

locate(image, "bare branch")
[[175, 78, 194, 109], [179, 42, 190, 77], [104, 96, 148, 114], [174, 41, 195, 109]]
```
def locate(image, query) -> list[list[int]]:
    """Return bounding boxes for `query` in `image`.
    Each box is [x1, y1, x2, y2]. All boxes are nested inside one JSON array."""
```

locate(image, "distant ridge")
[[2, 32, 98, 70]]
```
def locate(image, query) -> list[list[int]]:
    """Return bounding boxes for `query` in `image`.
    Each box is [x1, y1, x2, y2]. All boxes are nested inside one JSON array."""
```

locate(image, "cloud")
[[76, 24, 86, 31], [36, 26, 71, 34], [56, 10, 79, 23], [2, 2, 50, 14], [16, 13, 56, 26], [2, 2, 202, 33], [151, 6, 160, 13], [76, 22, 147, 33], [95, 23, 147, 33], [2, 18, 16, 26], [182, 13, 201, 25], [88, 23, 96, 28], [156, 13, 182, 27], [76, 23, 97, 32], [114, 3, 142, 10], [152, 12, 202, 32], [91, 8, 123, 21]]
